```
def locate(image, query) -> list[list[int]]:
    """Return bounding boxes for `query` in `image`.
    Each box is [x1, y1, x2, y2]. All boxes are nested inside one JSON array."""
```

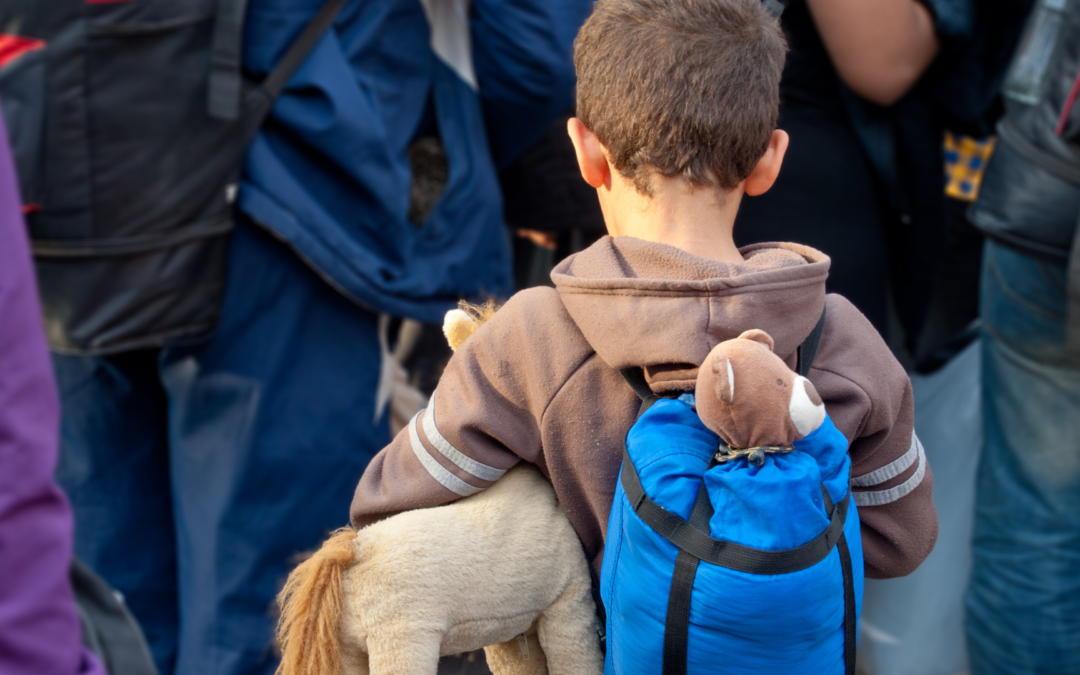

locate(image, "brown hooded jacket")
[[350, 237, 937, 579]]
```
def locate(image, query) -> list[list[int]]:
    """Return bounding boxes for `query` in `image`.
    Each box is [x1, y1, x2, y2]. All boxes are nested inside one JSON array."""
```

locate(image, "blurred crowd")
[[0, 0, 1077, 674]]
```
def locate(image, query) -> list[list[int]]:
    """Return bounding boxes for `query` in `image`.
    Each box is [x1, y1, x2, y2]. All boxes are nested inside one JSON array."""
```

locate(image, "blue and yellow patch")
[[944, 132, 996, 202]]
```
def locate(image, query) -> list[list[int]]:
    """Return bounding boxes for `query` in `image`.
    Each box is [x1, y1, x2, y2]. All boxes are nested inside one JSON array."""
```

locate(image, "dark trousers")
[[54, 219, 389, 675]]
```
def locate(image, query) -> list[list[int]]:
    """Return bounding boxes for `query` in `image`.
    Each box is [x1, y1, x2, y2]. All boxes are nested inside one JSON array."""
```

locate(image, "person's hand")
[[517, 229, 558, 250]]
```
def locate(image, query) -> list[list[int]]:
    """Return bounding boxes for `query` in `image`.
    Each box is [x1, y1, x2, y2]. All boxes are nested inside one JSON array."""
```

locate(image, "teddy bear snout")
[[788, 376, 826, 437]]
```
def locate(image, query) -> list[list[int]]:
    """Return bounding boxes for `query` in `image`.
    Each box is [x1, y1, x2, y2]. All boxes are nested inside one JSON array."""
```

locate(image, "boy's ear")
[[743, 129, 789, 197], [567, 117, 610, 189]]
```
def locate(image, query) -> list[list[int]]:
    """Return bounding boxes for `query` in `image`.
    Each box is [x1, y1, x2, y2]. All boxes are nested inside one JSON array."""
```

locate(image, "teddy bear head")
[[694, 329, 826, 450]]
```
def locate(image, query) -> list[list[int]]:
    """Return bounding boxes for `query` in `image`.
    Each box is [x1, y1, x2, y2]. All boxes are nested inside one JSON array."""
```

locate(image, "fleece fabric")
[[350, 236, 937, 579]]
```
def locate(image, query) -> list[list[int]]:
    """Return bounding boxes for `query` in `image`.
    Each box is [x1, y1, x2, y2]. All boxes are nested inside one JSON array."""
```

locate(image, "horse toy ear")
[[712, 352, 734, 404], [443, 300, 500, 351], [443, 310, 481, 352]]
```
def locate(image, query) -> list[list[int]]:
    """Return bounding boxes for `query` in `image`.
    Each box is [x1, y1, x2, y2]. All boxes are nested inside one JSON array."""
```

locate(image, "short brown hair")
[[574, 0, 787, 194]]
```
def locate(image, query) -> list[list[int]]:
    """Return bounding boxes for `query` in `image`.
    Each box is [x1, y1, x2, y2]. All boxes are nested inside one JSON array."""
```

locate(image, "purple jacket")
[[0, 115, 103, 674]]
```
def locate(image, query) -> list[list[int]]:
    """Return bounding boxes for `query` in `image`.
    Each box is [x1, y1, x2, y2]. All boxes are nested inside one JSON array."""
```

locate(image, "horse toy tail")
[[276, 527, 360, 675]]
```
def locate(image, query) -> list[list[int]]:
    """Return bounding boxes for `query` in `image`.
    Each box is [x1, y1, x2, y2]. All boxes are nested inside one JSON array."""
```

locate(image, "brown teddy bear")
[[694, 328, 826, 459]]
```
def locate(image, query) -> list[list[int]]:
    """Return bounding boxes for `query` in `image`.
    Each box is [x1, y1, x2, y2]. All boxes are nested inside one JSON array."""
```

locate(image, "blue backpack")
[[600, 314, 863, 675]]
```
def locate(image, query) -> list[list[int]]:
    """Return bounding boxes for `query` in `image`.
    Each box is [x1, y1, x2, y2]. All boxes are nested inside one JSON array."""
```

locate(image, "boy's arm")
[[814, 296, 938, 579], [350, 287, 593, 528]]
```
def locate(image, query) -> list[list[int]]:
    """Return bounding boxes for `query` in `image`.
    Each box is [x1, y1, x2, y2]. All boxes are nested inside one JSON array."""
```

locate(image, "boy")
[[351, 0, 937, 581]]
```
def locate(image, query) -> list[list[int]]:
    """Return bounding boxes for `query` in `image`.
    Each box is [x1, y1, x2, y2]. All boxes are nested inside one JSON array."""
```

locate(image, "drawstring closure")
[[715, 443, 794, 467]]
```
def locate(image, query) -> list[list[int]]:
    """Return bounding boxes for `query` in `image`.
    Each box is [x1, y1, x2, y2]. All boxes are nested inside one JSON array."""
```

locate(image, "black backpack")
[[969, 0, 1080, 259], [0, 0, 343, 355]]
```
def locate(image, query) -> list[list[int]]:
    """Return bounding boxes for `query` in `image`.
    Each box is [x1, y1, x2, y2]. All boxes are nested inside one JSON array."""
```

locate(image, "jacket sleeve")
[[470, 0, 592, 166], [350, 287, 592, 528], [0, 115, 105, 675], [813, 296, 938, 579]]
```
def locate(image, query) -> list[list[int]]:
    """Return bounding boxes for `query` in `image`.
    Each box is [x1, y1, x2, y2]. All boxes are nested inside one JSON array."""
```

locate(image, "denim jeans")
[[54, 220, 389, 675], [966, 240, 1080, 674]]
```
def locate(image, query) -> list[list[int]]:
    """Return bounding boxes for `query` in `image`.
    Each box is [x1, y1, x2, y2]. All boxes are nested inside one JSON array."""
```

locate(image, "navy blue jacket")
[[239, 0, 590, 322]]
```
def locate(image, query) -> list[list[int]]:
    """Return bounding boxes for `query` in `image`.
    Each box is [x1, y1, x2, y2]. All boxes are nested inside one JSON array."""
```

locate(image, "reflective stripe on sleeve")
[[851, 434, 921, 487], [853, 437, 926, 507], [408, 412, 483, 497], [423, 393, 508, 482]]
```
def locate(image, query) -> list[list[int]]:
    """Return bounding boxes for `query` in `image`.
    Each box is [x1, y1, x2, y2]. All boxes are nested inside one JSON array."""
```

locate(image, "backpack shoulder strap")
[[796, 304, 827, 377], [211, 0, 347, 120], [214, 0, 347, 128], [72, 558, 158, 675], [618, 367, 654, 401], [259, 0, 347, 100], [208, 0, 251, 120]]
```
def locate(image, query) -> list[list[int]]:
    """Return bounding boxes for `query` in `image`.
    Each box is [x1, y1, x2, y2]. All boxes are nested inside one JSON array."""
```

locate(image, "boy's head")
[[572, 0, 787, 197]]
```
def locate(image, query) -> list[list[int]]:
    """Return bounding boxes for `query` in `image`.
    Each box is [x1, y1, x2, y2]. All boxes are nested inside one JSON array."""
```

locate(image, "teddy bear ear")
[[711, 352, 734, 404], [737, 329, 775, 352]]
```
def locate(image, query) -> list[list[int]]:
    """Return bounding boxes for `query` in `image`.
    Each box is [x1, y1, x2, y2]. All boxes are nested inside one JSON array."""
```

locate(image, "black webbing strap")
[[237, 0, 347, 141], [208, 0, 250, 120], [821, 480, 857, 675], [663, 551, 700, 675], [688, 466, 717, 529], [619, 446, 849, 573], [589, 564, 607, 653], [838, 533, 857, 675], [619, 366, 655, 401], [656, 475, 852, 675], [259, 0, 347, 101], [797, 304, 827, 377], [662, 464, 716, 675]]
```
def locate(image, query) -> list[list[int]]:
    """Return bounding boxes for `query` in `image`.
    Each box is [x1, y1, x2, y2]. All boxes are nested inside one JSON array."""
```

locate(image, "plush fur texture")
[[695, 328, 826, 448], [444, 300, 500, 351], [276, 465, 602, 675]]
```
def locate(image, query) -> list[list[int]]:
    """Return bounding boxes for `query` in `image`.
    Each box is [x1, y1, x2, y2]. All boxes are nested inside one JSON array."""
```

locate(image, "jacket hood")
[[551, 236, 830, 388]]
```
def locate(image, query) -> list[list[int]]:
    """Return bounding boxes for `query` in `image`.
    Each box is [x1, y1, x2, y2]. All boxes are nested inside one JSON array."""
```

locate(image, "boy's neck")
[[600, 173, 746, 265]]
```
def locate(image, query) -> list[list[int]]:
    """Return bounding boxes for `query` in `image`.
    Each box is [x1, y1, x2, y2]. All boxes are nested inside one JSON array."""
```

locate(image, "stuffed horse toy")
[[274, 304, 603, 675]]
